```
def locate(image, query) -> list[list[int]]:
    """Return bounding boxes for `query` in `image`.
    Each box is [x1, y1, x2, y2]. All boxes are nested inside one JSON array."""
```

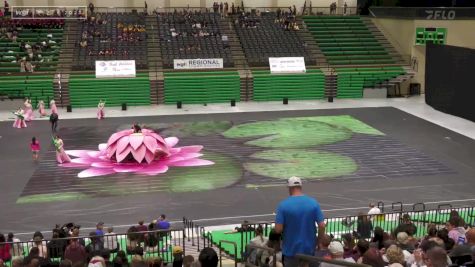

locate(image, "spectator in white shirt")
[[104, 227, 118, 253], [368, 203, 381, 215]]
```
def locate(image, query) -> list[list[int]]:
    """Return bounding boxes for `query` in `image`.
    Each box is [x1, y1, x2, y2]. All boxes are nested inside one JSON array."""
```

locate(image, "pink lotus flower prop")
[[62, 128, 214, 178]]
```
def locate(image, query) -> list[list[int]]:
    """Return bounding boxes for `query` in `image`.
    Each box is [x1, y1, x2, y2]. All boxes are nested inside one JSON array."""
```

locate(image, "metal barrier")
[[202, 205, 475, 260], [296, 254, 371, 267], [218, 240, 238, 267], [0, 229, 185, 266]]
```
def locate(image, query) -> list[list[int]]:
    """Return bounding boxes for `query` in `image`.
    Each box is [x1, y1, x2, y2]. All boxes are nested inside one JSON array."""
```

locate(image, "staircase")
[[322, 68, 337, 99], [296, 17, 328, 67], [369, 66, 415, 97], [55, 20, 79, 107], [360, 17, 407, 65], [220, 16, 252, 101], [145, 15, 164, 104]]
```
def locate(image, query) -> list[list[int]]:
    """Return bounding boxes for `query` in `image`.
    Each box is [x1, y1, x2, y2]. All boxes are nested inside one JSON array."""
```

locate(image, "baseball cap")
[[287, 176, 302, 187], [173, 246, 184, 254], [328, 241, 344, 255]]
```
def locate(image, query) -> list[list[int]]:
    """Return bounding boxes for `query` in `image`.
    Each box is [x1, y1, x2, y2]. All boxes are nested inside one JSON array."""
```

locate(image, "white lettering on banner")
[[95, 60, 136, 78], [269, 57, 306, 74], [426, 10, 456, 20], [174, 58, 223, 69]]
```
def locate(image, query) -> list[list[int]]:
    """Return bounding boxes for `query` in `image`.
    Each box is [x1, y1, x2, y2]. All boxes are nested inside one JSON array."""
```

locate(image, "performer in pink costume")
[[23, 98, 34, 122], [37, 100, 47, 117], [12, 107, 27, 128], [50, 99, 58, 114], [53, 135, 71, 164], [97, 99, 105, 120]]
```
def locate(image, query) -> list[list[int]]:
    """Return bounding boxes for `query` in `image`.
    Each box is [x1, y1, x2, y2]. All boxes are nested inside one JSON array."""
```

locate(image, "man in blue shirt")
[[156, 214, 171, 230], [275, 176, 326, 267]]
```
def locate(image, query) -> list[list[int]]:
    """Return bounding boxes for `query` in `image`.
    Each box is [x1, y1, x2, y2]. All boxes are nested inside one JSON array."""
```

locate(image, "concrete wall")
[[372, 18, 475, 92]]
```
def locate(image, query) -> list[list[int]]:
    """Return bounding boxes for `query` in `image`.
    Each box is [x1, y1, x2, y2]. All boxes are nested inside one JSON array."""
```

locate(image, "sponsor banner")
[[174, 58, 223, 69], [95, 60, 136, 78], [269, 57, 306, 74], [12, 6, 87, 19]]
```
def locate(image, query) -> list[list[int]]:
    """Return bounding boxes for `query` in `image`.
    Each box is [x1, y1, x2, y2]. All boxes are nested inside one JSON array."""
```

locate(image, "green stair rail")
[[69, 73, 151, 107]]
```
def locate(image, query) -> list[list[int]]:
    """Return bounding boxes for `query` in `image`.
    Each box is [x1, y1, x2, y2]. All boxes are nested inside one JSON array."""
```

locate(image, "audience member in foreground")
[[275, 176, 325, 267], [199, 247, 218, 267]]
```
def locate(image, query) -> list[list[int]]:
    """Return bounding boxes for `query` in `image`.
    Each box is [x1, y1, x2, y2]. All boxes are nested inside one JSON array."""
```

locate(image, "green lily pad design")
[[77, 151, 241, 196], [223, 118, 353, 148], [166, 152, 242, 192], [245, 149, 357, 179], [291, 115, 384, 136], [16, 192, 89, 204]]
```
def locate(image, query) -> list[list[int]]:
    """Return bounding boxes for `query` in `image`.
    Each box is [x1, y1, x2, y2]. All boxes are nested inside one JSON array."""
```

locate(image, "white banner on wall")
[[269, 57, 306, 74], [173, 58, 223, 69], [95, 60, 136, 78]]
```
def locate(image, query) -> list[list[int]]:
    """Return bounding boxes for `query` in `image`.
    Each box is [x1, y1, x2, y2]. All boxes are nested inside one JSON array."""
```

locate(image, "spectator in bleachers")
[[86, 232, 104, 261], [356, 239, 370, 263], [199, 247, 218, 267], [156, 214, 170, 230], [64, 238, 87, 266], [275, 176, 325, 267], [394, 214, 418, 237], [114, 251, 129, 267], [342, 233, 359, 261], [101, 249, 113, 267], [315, 234, 332, 259], [31, 236, 47, 259], [362, 247, 386, 267], [250, 226, 267, 247], [368, 203, 381, 215], [47, 230, 67, 259], [372, 227, 390, 250], [89, 256, 106, 267], [11, 256, 22, 267], [321, 241, 355, 267], [436, 229, 455, 252], [426, 246, 449, 267], [447, 216, 467, 245], [258, 229, 282, 267], [7, 233, 21, 257], [0, 234, 11, 262], [183, 255, 194, 267], [357, 212, 373, 239], [385, 245, 405, 267], [126, 227, 140, 255], [104, 227, 118, 253]]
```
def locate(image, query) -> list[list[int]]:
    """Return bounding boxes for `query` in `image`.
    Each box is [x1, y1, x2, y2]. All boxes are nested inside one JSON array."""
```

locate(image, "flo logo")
[[425, 10, 456, 20]]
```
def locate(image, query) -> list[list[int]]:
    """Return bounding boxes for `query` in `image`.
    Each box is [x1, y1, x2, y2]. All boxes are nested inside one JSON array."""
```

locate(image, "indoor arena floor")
[[1, 103, 475, 236]]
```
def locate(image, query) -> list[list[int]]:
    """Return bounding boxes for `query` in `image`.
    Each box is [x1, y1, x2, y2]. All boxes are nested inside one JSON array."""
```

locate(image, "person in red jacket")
[[0, 233, 11, 262], [64, 238, 87, 266]]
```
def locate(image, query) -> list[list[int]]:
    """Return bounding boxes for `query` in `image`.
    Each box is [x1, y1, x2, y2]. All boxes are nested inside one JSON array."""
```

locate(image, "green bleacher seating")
[[0, 28, 63, 73], [69, 73, 151, 107], [0, 75, 54, 105], [302, 16, 396, 65], [336, 66, 405, 98], [252, 69, 325, 101], [164, 71, 240, 104]]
